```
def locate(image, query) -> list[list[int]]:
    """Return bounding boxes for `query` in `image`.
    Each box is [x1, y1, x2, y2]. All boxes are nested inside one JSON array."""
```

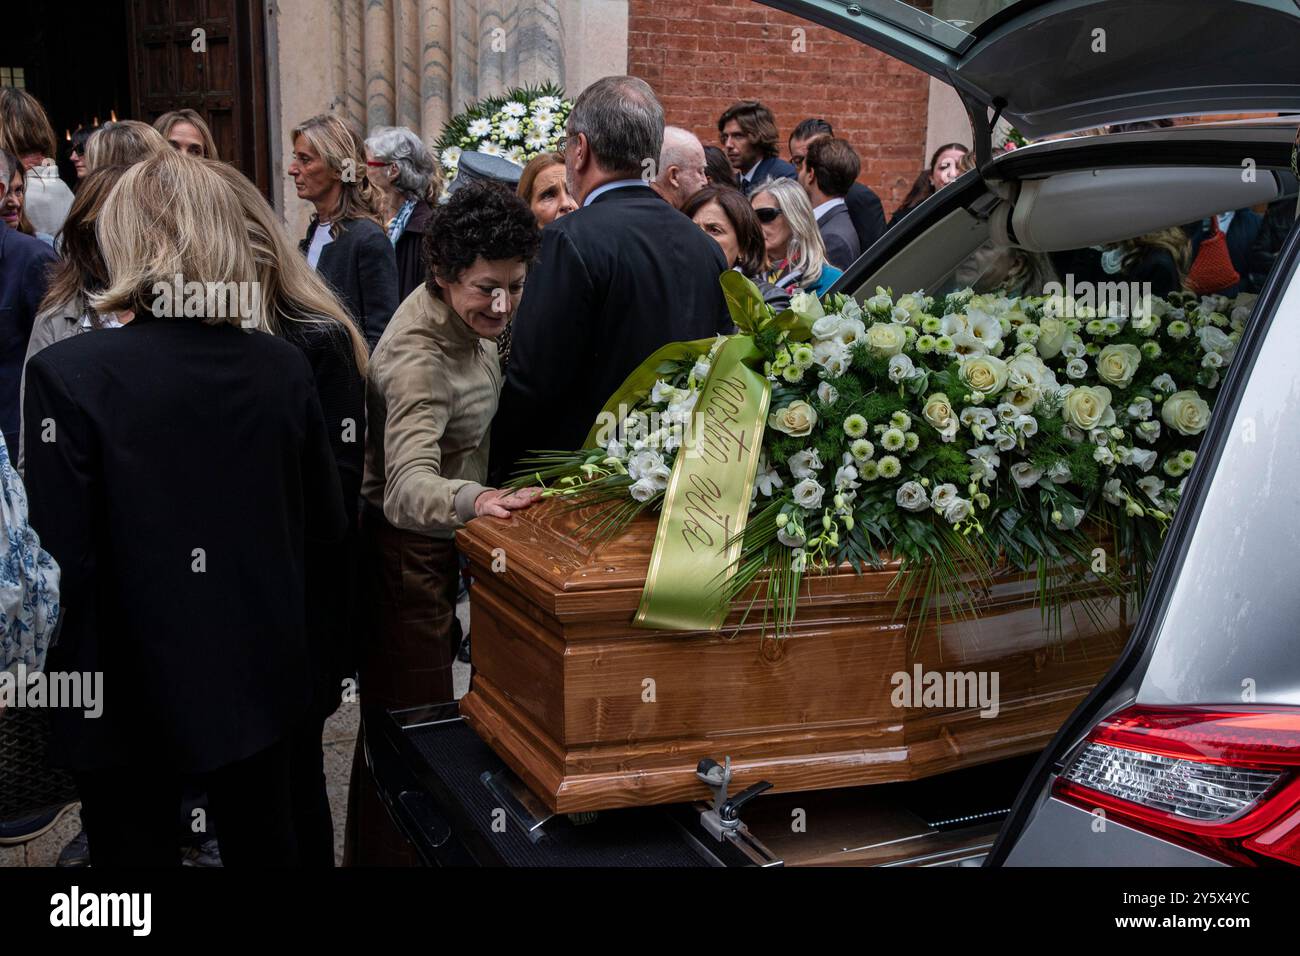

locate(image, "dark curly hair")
[[423, 182, 541, 297]]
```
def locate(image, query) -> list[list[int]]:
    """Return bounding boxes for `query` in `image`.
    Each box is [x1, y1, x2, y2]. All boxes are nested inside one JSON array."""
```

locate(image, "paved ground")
[[0, 599, 471, 867]]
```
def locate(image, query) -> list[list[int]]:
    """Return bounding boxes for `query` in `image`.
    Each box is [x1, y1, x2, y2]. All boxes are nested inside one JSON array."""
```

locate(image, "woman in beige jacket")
[[348, 181, 542, 865]]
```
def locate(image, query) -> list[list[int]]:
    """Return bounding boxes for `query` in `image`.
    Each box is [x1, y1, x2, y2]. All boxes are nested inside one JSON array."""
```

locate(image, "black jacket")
[[394, 199, 434, 304], [741, 155, 798, 196], [0, 227, 57, 458], [844, 182, 886, 254], [301, 217, 399, 350], [816, 201, 862, 270], [491, 184, 731, 481], [281, 320, 366, 719], [24, 317, 347, 772]]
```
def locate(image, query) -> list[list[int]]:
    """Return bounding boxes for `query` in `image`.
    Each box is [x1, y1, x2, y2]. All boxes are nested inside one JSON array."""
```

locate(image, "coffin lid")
[[758, 0, 1300, 159]]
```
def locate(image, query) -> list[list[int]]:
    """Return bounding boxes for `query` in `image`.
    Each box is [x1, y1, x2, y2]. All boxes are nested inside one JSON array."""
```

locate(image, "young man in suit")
[[491, 76, 732, 482], [799, 136, 863, 271], [718, 101, 798, 196], [790, 118, 886, 254]]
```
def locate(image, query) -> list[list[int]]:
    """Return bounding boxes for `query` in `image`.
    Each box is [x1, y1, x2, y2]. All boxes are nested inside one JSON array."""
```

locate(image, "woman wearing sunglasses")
[[750, 176, 842, 298]]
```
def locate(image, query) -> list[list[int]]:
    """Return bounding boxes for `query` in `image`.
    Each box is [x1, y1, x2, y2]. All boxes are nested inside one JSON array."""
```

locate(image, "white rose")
[[1036, 317, 1070, 359], [1096, 344, 1142, 389], [896, 481, 930, 512], [792, 478, 825, 510], [1161, 390, 1211, 436], [959, 355, 1009, 395], [865, 322, 908, 357], [1063, 385, 1114, 431], [922, 393, 959, 441]]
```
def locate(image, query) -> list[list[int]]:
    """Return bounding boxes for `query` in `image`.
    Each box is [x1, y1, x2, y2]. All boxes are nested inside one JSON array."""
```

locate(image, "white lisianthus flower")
[[1015, 415, 1038, 438], [931, 483, 959, 511], [627, 449, 665, 481], [1127, 397, 1153, 420], [467, 118, 492, 138], [992, 429, 1018, 452], [777, 523, 806, 548], [961, 407, 998, 432], [1060, 335, 1087, 359], [1202, 351, 1224, 369], [817, 381, 839, 406], [1129, 447, 1157, 472], [787, 448, 823, 480], [1065, 357, 1088, 380], [1135, 419, 1161, 443], [605, 438, 627, 460], [812, 339, 850, 376], [1151, 373, 1177, 393], [1010, 462, 1043, 488], [943, 497, 973, 525], [1137, 475, 1166, 503], [811, 314, 843, 340], [1093, 444, 1116, 466], [691, 358, 712, 382], [866, 291, 892, 314], [888, 353, 915, 384], [629, 478, 661, 502], [1052, 503, 1085, 530], [896, 481, 929, 511], [1161, 390, 1211, 436], [792, 478, 826, 510]]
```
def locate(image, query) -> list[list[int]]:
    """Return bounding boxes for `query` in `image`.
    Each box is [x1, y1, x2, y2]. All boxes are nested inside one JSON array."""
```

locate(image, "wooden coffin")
[[457, 502, 1128, 814]]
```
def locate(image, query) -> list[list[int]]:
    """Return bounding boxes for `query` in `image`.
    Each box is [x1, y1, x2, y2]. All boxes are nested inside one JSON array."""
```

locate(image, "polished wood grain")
[[458, 500, 1128, 814]]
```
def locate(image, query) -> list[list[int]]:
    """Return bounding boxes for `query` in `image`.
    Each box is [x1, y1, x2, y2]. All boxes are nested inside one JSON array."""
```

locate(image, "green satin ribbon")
[[583, 273, 817, 631]]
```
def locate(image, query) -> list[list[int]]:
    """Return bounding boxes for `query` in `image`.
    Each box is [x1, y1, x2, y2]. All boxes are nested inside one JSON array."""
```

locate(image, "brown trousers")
[[344, 510, 462, 866]]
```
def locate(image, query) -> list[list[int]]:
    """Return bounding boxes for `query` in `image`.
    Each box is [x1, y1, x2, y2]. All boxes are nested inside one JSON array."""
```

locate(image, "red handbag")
[[1185, 216, 1239, 295]]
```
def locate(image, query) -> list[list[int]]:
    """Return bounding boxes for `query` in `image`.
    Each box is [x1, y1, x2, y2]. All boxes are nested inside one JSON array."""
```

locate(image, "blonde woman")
[[211, 161, 367, 866], [153, 109, 220, 159], [750, 176, 842, 297], [23, 150, 347, 867], [290, 113, 398, 348], [84, 120, 170, 172]]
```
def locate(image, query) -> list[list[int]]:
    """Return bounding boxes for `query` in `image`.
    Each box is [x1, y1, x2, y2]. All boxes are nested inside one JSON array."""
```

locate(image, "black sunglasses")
[[754, 206, 783, 224]]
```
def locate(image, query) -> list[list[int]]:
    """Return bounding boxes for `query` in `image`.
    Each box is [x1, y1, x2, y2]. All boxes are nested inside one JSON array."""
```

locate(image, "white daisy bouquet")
[[434, 83, 572, 181], [516, 274, 1250, 634]]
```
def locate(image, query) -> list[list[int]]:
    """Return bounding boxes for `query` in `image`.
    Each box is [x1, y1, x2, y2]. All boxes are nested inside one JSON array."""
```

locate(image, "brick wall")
[[627, 0, 934, 214]]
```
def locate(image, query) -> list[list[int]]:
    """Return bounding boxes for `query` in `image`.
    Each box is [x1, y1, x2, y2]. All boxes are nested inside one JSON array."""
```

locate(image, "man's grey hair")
[[365, 126, 437, 198], [658, 126, 702, 176], [567, 76, 664, 178]]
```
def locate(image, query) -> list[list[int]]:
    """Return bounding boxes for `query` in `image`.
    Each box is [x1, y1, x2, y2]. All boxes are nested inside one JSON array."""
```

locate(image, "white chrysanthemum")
[[440, 146, 462, 169], [506, 146, 526, 166], [502, 101, 527, 118], [467, 118, 492, 138], [478, 140, 503, 157], [524, 132, 549, 151], [531, 107, 555, 127], [499, 117, 523, 141]]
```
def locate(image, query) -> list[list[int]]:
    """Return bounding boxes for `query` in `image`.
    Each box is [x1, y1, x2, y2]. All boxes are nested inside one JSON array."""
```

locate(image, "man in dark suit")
[[799, 136, 863, 271], [790, 118, 886, 253], [0, 152, 57, 464], [719, 101, 798, 196], [491, 76, 732, 481]]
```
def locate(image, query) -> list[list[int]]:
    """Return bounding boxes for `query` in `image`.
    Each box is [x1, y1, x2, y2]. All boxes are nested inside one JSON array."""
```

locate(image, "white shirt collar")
[[812, 197, 846, 219], [743, 159, 763, 184], [583, 179, 645, 207]]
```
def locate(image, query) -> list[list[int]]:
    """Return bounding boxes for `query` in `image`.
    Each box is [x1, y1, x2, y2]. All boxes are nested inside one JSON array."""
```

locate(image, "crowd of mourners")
[[0, 76, 1292, 867]]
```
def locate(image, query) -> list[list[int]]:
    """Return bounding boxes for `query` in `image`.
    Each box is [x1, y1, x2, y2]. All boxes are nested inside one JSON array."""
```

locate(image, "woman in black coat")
[[290, 113, 399, 350], [365, 125, 440, 304], [214, 161, 368, 866], [23, 150, 348, 867]]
